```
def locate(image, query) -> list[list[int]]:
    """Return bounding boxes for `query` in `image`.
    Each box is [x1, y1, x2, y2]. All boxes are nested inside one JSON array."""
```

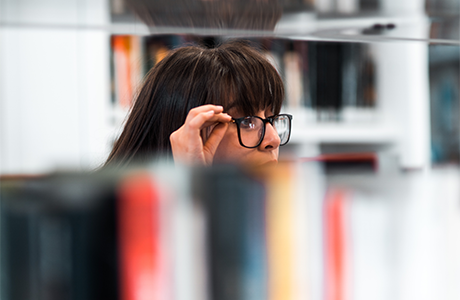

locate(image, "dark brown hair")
[[105, 40, 285, 167]]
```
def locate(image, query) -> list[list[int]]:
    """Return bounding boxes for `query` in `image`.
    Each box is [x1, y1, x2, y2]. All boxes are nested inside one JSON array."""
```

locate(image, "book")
[[118, 172, 166, 300], [112, 35, 134, 108]]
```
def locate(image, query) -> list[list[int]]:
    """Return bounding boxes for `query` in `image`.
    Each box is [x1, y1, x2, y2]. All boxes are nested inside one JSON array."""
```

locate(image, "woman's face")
[[212, 107, 281, 166]]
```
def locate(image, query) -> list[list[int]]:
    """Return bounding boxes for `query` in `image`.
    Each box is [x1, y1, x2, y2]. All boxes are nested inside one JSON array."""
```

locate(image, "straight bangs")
[[204, 42, 285, 117]]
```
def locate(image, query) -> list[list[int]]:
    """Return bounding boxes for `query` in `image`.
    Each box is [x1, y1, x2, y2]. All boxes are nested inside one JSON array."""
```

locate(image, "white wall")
[[0, 0, 111, 174]]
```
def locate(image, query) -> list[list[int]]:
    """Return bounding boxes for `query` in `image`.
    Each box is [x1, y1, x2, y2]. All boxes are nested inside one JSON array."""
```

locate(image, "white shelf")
[[282, 107, 397, 144], [290, 123, 399, 144]]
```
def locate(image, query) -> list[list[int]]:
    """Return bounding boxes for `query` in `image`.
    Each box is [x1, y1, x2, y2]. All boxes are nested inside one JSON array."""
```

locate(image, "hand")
[[170, 105, 232, 166]]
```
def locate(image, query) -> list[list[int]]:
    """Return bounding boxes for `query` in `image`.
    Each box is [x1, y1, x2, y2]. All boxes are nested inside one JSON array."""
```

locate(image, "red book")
[[324, 189, 348, 300], [118, 173, 162, 300]]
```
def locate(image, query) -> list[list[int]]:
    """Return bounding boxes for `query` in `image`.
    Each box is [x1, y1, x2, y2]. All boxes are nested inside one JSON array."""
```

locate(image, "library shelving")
[[1, 2, 460, 300], [1, 0, 459, 173], [107, 30, 429, 168], [3, 161, 460, 300]]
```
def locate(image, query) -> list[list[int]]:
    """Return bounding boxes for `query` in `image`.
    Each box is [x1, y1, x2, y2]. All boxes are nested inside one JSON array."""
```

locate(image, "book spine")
[[266, 163, 295, 300], [112, 36, 133, 108], [118, 173, 163, 300], [284, 43, 304, 109], [243, 181, 268, 300], [324, 189, 348, 300]]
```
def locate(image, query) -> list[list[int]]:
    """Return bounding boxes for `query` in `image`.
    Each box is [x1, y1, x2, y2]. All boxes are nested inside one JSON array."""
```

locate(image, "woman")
[[105, 40, 292, 167]]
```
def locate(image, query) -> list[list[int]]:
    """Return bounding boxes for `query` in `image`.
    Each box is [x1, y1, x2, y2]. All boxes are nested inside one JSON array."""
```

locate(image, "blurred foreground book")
[[1, 162, 460, 300]]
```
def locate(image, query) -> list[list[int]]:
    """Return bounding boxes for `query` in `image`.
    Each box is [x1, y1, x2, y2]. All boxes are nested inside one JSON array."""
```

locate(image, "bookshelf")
[[1, 2, 460, 299], [106, 31, 430, 169], [0, 0, 458, 174], [3, 162, 460, 300]]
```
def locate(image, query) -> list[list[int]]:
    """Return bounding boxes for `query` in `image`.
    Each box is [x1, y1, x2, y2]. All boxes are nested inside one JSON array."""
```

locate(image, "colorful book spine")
[[112, 36, 133, 108], [324, 189, 348, 300], [266, 163, 295, 300], [243, 181, 268, 300], [118, 173, 165, 300]]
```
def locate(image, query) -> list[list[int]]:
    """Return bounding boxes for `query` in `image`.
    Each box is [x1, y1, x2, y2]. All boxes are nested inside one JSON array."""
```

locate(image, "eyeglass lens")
[[239, 117, 264, 147], [239, 115, 290, 148], [273, 115, 290, 145]]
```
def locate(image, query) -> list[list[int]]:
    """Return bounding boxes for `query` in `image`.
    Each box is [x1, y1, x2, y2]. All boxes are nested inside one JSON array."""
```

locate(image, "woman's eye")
[[241, 118, 257, 130]]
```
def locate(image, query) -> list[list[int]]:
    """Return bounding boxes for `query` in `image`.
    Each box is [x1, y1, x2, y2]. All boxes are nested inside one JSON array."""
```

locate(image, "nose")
[[259, 122, 281, 150]]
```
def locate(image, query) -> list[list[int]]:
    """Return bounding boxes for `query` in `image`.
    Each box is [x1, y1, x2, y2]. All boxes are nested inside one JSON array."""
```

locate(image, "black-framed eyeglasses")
[[231, 114, 293, 148]]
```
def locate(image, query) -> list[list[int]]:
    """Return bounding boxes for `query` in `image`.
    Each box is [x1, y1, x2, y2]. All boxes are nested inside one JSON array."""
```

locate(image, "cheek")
[[214, 127, 247, 162]]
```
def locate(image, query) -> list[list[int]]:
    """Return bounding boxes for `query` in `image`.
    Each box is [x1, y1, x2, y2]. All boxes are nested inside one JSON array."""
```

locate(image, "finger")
[[188, 111, 231, 130], [186, 105, 224, 120], [203, 122, 229, 156], [200, 113, 232, 129]]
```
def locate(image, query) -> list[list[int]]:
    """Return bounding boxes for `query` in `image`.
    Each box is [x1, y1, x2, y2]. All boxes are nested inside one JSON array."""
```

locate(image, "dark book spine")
[[195, 166, 267, 300]]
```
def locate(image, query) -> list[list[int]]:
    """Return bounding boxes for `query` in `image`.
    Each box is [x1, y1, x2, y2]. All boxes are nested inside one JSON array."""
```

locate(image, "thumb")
[[203, 122, 229, 163]]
